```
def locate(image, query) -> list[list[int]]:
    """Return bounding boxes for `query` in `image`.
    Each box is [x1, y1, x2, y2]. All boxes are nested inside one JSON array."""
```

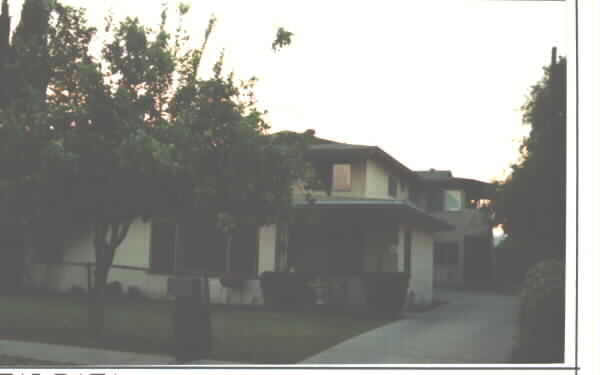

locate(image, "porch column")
[[258, 224, 277, 274]]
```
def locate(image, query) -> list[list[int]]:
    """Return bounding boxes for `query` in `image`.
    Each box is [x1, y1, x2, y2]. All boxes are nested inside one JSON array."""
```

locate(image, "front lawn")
[[0, 295, 392, 364]]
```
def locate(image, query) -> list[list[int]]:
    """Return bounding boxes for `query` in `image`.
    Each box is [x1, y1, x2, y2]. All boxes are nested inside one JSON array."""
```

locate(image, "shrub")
[[515, 259, 565, 363], [362, 272, 410, 318], [105, 281, 123, 297], [70, 286, 86, 296], [127, 286, 144, 299], [259, 272, 315, 310], [219, 273, 248, 289]]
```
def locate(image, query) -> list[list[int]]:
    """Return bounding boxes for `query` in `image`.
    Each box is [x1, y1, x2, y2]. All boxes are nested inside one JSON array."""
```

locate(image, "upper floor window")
[[332, 164, 352, 192], [388, 176, 398, 197], [444, 190, 463, 211]]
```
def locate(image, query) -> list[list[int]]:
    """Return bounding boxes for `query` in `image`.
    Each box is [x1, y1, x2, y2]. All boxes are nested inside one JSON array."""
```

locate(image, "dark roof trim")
[[294, 199, 453, 232], [307, 144, 422, 185], [421, 177, 496, 199]]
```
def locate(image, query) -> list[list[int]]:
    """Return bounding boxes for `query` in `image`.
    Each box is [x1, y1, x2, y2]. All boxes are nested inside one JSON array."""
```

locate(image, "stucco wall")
[[363, 159, 412, 201], [257, 224, 277, 274], [410, 230, 434, 305], [28, 220, 273, 305], [431, 208, 493, 287], [396, 226, 433, 305], [365, 159, 388, 199]]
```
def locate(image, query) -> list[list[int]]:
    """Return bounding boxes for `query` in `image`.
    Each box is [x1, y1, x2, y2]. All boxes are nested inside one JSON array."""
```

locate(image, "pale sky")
[[8, 0, 568, 182]]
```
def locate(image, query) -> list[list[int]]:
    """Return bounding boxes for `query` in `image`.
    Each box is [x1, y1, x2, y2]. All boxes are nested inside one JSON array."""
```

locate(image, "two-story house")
[[416, 170, 496, 288], [26, 135, 492, 307]]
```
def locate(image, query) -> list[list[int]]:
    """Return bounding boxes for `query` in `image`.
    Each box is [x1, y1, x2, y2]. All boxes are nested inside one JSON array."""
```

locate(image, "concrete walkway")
[[0, 340, 238, 365], [302, 289, 519, 364]]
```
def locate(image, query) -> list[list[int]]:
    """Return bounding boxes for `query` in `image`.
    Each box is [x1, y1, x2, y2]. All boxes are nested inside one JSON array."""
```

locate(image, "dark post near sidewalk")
[[168, 275, 212, 363]]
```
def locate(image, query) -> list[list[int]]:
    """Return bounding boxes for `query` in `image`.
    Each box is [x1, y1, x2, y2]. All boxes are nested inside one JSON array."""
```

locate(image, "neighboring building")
[[25, 136, 493, 307], [416, 170, 496, 288]]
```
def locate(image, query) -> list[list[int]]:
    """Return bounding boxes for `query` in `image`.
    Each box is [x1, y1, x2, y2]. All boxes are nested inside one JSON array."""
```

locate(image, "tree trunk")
[[87, 219, 131, 339], [88, 263, 109, 338], [21, 224, 35, 291], [224, 232, 232, 273]]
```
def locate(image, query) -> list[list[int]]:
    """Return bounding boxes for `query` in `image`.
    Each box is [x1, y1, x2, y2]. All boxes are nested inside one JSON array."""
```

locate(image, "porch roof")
[[293, 199, 454, 232]]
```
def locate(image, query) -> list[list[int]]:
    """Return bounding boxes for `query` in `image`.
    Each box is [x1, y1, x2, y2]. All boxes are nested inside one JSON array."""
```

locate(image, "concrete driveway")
[[302, 289, 518, 364]]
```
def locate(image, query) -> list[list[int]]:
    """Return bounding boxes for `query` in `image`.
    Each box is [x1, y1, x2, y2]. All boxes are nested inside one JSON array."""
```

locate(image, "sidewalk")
[[0, 340, 239, 366]]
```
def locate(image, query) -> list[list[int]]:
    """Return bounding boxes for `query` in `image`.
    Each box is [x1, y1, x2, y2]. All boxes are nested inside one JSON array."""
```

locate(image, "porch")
[[276, 199, 453, 306]]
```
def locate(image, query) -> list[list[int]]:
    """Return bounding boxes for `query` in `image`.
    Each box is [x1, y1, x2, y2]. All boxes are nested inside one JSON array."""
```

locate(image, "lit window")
[[444, 190, 462, 211], [332, 164, 351, 192]]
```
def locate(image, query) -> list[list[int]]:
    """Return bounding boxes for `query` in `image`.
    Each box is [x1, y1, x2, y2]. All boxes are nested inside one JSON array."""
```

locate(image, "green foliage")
[[1, 1, 308, 278], [515, 260, 565, 363], [260, 272, 315, 310], [494, 53, 566, 267], [362, 272, 410, 317], [0, 0, 10, 107], [272, 27, 293, 52]]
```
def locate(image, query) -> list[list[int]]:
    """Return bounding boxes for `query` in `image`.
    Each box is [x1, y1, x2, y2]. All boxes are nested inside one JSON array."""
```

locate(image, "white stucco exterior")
[[27, 154, 439, 308], [28, 219, 277, 305], [396, 226, 434, 305], [409, 230, 434, 305], [257, 224, 277, 274]]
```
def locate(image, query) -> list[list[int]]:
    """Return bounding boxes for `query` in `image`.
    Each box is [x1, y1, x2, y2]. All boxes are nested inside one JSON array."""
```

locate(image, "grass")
[[0, 294, 393, 364]]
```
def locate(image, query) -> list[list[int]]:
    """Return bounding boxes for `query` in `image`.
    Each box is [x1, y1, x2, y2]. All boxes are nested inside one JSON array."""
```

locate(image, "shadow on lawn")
[[1, 327, 171, 355]]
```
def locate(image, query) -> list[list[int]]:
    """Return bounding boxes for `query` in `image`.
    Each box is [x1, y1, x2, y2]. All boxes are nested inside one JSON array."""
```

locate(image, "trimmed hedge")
[[259, 272, 315, 310], [362, 272, 410, 317], [515, 260, 565, 363]]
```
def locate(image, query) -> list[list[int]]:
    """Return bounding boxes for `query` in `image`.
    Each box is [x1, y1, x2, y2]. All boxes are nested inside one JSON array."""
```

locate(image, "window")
[[149, 216, 258, 276], [388, 176, 398, 197], [230, 225, 259, 275], [168, 218, 258, 276], [332, 164, 352, 192], [434, 241, 459, 265], [149, 220, 176, 274], [444, 190, 463, 211]]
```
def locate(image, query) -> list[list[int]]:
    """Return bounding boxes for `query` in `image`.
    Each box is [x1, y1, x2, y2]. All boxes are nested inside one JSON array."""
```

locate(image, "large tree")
[[0, 0, 69, 287], [3, 0, 307, 338], [494, 49, 566, 273]]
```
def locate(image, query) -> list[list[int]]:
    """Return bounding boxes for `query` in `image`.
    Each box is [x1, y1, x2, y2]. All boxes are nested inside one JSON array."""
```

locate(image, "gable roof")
[[307, 141, 421, 184], [416, 170, 496, 199]]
